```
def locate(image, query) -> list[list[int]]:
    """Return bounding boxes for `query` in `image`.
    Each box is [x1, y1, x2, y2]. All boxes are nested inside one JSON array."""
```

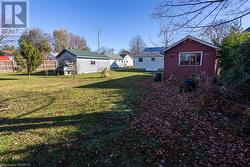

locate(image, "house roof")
[[134, 47, 164, 58], [135, 52, 163, 58], [105, 53, 123, 60], [50, 52, 58, 57], [0, 56, 12, 61], [120, 53, 134, 59], [143, 47, 164, 53], [57, 49, 110, 60], [162, 35, 221, 53]]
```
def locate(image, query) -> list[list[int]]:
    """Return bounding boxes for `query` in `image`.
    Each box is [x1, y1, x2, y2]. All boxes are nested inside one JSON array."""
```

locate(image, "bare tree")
[[45, 33, 54, 50], [98, 47, 114, 54], [200, 20, 242, 46], [69, 33, 88, 50], [153, 0, 250, 31], [129, 35, 146, 56], [0, 34, 7, 46], [53, 30, 88, 52], [151, 23, 175, 47], [0, 30, 12, 48], [1, 44, 16, 51], [53, 29, 70, 53]]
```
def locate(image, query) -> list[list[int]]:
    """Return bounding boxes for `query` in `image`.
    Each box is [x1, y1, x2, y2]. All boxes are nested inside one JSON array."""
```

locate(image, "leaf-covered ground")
[[129, 81, 250, 166], [0, 71, 156, 166]]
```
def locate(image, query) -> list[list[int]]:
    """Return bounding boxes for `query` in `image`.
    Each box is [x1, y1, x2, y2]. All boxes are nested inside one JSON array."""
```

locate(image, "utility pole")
[[97, 31, 100, 52], [97, 30, 100, 52], [94, 28, 101, 52]]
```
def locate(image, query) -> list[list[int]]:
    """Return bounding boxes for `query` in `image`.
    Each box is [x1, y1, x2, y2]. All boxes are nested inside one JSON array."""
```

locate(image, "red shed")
[[163, 36, 220, 80]]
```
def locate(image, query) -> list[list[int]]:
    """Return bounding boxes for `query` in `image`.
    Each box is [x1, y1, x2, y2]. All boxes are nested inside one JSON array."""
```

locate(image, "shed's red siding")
[[164, 39, 218, 80]]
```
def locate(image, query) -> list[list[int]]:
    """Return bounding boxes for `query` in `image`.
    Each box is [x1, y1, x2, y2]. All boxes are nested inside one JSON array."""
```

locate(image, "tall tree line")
[[53, 29, 88, 53], [9, 28, 89, 60]]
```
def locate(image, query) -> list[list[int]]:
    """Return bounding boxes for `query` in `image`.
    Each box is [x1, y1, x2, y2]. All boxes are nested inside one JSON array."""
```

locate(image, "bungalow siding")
[[134, 56, 163, 71], [77, 58, 110, 74], [57, 50, 110, 74], [164, 39, 217, 79], [123, 55, 134, 67]]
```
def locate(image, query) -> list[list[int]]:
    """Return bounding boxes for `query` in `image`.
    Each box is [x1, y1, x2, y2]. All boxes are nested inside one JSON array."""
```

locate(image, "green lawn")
[[0, 71, 155, 166]]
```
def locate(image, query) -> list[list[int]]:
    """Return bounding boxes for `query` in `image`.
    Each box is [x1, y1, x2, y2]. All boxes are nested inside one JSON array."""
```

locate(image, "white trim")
[[162, 35, 221, 53], [178, 51, 203, 66], [127, 54, 134, 60]]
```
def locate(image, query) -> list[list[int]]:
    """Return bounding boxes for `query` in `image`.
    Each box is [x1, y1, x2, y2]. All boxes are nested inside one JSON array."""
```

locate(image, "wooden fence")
[[37, 60, 59, 71], [0, 60, 59, 73], [0, 61, 15, 73]]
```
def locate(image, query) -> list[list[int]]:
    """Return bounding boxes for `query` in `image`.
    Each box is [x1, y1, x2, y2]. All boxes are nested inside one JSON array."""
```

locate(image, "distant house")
[[162, 35, 220, 80], [120, 53, 134, 67], [105, 53, 123, 68], [134, 47, 164, 71], [0, 50, 14, 61], [56, 49, 110, 74]]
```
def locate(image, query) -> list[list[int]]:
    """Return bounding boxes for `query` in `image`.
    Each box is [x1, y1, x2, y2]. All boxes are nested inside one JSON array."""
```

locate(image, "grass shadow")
[[0, 110, 157, 167], [0, 74, 155, 166], [112, 68, 149, 73], [76, 75, 148, 89], [0, 111, 130, 166], [17, 95, 56, 118], [14, 70, 57, 76], [0, 78, 18, 81]]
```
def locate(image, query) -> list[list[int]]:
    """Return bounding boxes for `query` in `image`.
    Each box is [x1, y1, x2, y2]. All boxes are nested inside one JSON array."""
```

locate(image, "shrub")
[[14, 39, 43, 77], [100, 67, 110, 78], [220, 32, 250, 91]]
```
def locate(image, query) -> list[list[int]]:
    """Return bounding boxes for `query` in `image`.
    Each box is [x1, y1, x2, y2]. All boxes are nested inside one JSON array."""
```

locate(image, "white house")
[[56, 49, 110, 74], [105, 53, 124, 68], [121, 54, 134, 67], [134, 47, 164, 71]]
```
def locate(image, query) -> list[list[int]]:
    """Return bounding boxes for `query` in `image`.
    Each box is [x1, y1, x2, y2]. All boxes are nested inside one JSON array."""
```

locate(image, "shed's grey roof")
[[57, 49, 110, 60], [105, 53, 123, 60]]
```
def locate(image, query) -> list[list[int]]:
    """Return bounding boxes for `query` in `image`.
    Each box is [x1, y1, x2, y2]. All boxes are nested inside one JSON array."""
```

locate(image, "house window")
[[90, 61, 96, 65], [139, 58, 143, 62], [151, 58, 155, 61], [179, 52, 202, 66]]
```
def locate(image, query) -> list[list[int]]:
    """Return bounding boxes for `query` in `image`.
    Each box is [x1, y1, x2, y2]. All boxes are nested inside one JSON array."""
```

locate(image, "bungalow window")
[[139, 58, 143, 62], [151, 58, 155, 61], [179, 52, 202, 66], [90, 61, 96, 65]]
